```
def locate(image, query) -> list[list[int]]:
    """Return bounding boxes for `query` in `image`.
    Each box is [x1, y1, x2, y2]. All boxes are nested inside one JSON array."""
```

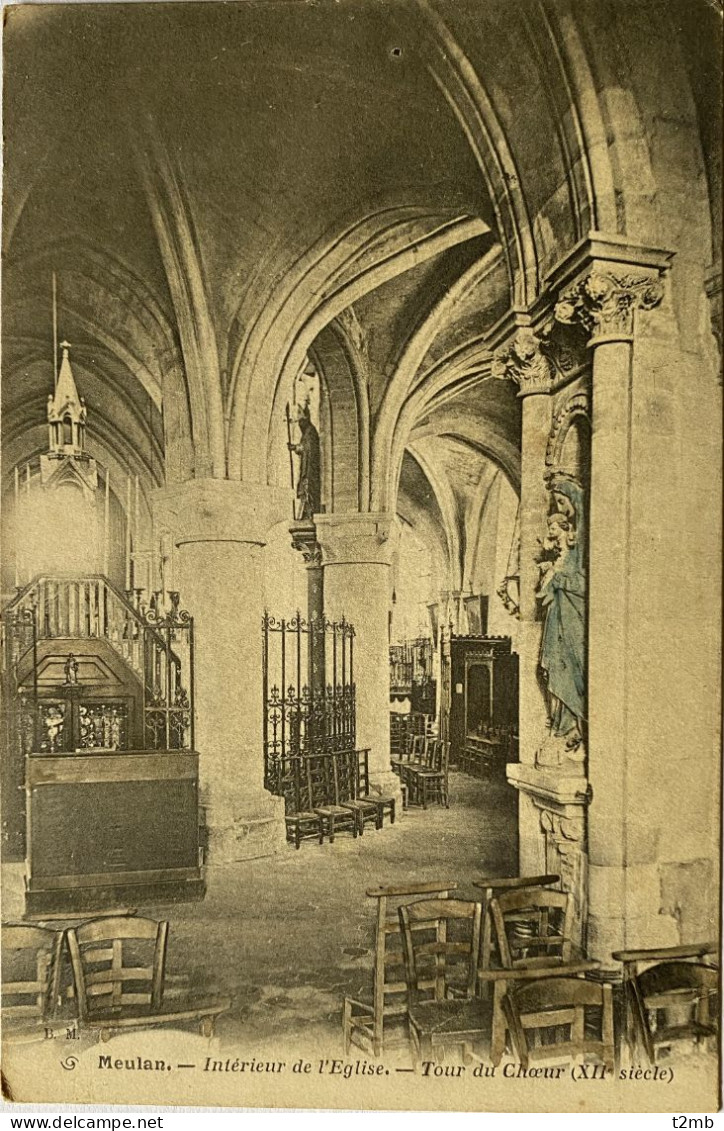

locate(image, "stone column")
[[316, 512, 401, 802], [449, 590, 462, 633], [152, 480, 286, 864], [289, 522, 325, 696], [492, 327, 554, 767], [705, 264, 722, 365], [552, 238, 676, 963], [493, 328, 559, 880]]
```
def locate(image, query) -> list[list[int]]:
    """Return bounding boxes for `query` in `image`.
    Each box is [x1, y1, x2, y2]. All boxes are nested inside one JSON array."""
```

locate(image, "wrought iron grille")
[[1, 603, 39, 750], [141, 592, 195, 751], [1, 604, 38, 853], [389, 637, 434, 692], [262, 611, 355, 795]]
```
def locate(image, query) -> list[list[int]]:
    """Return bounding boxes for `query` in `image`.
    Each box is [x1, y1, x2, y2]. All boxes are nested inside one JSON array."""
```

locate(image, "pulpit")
[[2, 577, 204, 915]]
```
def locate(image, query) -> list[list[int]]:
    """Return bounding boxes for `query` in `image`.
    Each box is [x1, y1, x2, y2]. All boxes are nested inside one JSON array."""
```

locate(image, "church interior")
[[1, 0, 721, 1084]]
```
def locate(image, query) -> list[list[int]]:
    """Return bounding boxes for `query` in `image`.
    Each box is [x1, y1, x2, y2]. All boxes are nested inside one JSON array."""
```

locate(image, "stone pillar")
[[705, 264, 722, 366], [552, 237, 677, 964], [316, 512, 401, 802], [449, 590, 462, 633], [493, 327, 568, 884], [152, 480, 286, 864], [492, 327, 554, 768], [289, 522, 325, 696]]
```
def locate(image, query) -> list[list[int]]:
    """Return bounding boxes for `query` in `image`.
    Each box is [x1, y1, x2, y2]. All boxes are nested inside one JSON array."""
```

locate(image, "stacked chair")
[[474, 873, 561, 977], [503, 976, 615, 1075], [348, 873, 625, 1070], [459, 724, 515, 778], [613, 942, 719, 1064], [343, 881, 458, 1056], [284, 749, 396, 848], [482, 885, 603, 1066], [391, 735, 450, 809]]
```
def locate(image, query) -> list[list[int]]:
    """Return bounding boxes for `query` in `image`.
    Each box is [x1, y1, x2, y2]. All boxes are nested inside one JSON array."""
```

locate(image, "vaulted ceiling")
[[3, 0, 718, 583], [2, 0, 521, 540]]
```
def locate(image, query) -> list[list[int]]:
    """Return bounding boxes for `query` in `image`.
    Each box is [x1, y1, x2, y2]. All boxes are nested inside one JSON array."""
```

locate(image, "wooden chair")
[[474, 874, 560, 974], [389, 713, 408, 761], [400, 737, 435, 806], [339, 750, 382, 832], [395, 734, 424, 784], [414, 740, 450, 809], [503, 975, 615, 1073], [483, 886, 580, 1065], [313, 754, 359, 842], [390, 723, 415, 774], [490, 886, 574, 969], [284, 756, 326, 849], [67, 915, 230, 1039], [613, 943, 719, 1065], [2, 924, 64, 1043], [342, 881, 458, 1057], [399, 898, 487, 1064], [355, 749, 396, 828]]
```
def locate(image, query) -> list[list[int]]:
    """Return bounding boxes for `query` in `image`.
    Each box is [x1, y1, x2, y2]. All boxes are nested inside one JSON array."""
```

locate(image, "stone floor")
[[151, 771, 519, 1057], [4, 775, 718, 1110]]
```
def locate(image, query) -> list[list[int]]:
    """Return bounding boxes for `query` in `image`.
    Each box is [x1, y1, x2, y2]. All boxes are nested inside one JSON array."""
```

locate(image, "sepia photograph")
[[0, 0, 721, 1115]]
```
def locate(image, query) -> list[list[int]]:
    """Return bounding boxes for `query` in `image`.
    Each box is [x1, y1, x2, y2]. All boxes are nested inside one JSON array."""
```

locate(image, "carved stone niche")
[[535, 802, 588, 950], [506, 763, 591, 951], [545, 391, 591, 472]]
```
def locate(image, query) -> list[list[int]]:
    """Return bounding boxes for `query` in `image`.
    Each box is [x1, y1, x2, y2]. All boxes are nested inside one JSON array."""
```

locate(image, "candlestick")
[[125, 475, 132, 590], [134, 476, 140, 590], [14, 466, 20, 589], [103, 469, 110, 577]]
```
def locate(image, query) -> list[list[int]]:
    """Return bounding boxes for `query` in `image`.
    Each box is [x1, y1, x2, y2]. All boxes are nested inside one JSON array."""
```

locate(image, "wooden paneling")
[[26, 751, 201, 911]]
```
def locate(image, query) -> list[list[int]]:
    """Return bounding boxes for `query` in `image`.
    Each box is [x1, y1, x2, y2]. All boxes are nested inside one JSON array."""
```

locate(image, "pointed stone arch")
[[228, 203, 489, 488]]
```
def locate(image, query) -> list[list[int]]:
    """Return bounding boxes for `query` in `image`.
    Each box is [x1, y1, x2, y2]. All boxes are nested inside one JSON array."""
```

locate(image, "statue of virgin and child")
[[537, 472, 586, 758]]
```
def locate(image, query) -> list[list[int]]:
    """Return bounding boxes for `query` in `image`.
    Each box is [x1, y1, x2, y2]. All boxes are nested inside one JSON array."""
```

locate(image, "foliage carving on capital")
[[491, 327, 554, 394], [554, 271, 665, 341], [316, 514, 393, 566], [290, 523, 323, 567]]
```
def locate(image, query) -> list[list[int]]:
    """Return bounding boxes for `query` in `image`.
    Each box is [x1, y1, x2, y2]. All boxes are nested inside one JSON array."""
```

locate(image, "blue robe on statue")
[[539, 477, 586, 738]]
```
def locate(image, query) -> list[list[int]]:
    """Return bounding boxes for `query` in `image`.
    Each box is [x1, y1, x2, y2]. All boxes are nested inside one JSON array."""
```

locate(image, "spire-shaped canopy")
[[46, 341, 87, 455]]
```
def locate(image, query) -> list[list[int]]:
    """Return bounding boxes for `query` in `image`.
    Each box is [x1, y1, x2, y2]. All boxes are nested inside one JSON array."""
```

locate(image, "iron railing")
[[1, 576, 194, 752], [262, 611, 355, 795]]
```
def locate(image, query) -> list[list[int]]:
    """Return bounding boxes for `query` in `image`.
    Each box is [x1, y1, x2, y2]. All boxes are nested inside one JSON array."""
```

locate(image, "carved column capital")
[[554, 270, 666, 343], [289, 521, 323, 567], [316, 512, 393, 568], [491, 327, 554, 396], [151, 480, 288, 546]]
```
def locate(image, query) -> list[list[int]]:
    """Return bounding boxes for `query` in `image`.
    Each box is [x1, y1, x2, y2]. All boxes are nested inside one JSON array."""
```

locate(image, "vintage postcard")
[[1, 0, 721, 1115]]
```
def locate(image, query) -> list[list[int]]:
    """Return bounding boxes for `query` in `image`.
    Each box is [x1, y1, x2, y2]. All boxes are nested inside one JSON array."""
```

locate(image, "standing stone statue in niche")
[[63, 653, 80, 686], [537, 472, 586, 760], [288, 401, 321, 522]]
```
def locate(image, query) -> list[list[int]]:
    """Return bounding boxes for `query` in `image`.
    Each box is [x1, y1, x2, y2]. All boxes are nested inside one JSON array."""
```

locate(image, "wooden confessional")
[[439, 633, 519, 775]]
